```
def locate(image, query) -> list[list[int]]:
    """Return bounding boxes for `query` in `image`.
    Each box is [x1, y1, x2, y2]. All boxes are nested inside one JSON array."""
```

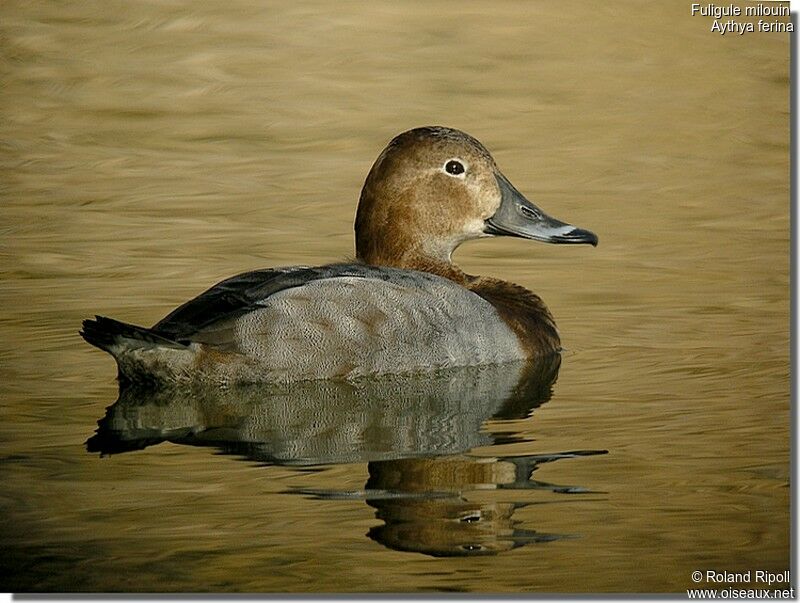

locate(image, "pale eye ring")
[[444, 159, 466, 177]]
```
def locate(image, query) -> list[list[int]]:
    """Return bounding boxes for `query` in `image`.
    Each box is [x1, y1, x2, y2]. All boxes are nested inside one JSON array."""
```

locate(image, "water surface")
[[0, 1, 790, 593]]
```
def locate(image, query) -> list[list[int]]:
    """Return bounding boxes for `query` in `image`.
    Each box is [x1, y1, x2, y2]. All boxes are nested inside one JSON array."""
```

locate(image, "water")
[[0, 1, 789, 593]]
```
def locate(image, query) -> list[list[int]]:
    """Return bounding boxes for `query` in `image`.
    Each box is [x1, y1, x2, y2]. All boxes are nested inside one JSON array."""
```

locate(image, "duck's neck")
[[358, 248, 470, 285]]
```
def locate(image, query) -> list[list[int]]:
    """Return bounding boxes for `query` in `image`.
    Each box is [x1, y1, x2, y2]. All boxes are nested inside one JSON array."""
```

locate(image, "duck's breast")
[[186, 266, 524, 380]]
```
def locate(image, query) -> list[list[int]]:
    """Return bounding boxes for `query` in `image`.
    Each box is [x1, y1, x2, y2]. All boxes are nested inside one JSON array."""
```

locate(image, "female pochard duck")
[[82, 126, 597, 384]]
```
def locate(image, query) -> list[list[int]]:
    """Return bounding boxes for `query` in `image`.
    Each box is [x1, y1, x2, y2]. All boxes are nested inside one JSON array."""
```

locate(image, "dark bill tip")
[[550, 227, 599, 247]]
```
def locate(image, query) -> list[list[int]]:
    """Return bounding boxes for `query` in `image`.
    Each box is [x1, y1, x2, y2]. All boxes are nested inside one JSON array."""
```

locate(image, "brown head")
[[355, 126, 597, 273]]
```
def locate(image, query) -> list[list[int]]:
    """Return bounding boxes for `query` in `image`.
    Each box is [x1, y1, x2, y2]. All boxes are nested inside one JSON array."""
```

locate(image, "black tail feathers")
[[80, 316, 184, 354]]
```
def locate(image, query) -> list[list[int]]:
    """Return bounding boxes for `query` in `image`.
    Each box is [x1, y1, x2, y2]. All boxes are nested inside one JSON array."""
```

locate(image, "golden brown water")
[[0, 0, 790, 594]]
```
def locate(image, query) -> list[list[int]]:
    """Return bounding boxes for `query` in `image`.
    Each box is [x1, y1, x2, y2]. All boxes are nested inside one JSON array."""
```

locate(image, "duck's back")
[[86, 264, 525, 384]]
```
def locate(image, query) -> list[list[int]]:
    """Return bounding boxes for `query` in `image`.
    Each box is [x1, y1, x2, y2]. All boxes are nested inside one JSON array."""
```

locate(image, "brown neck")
[[357, 247, 469, 285], [355, 181, 470, 284]]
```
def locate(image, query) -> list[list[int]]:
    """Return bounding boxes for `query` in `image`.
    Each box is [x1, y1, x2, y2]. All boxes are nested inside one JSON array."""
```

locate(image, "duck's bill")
[[485, 173, 598, 246]]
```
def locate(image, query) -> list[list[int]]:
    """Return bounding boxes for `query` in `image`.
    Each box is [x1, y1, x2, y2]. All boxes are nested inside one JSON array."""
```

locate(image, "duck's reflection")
[[363, 450, 604, 557], [88, 354, 607, 557]]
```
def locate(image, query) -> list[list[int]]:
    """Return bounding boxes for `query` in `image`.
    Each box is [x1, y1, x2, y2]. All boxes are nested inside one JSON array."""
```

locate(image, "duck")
[[81, 126, 597, 385]]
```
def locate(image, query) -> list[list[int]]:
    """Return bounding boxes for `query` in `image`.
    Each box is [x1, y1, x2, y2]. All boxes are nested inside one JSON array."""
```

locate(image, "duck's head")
[[355, 126, 597, 269]]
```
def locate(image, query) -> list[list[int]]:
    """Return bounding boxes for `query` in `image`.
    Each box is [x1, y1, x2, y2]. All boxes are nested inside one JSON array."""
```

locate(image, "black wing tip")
[[80, 315, 119, 352], [80, 315, 184, 352]]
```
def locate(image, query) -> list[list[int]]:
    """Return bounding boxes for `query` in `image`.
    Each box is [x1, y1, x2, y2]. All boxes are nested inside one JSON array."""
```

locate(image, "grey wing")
[[151, 263, 404, 342], [152, 266, 309, 341]]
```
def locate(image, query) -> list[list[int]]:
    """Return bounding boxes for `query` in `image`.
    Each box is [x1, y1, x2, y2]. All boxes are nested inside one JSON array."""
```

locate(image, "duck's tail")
[[81, 316, 196, 385], [80, 316, 184, 355]]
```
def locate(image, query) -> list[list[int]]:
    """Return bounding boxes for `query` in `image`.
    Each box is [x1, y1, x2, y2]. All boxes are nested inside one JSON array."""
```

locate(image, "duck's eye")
[[445, 159, 465, 176]]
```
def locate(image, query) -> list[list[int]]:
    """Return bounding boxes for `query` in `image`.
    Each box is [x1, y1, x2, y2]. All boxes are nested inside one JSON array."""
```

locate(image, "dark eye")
[[445, 160, 465, 176]]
